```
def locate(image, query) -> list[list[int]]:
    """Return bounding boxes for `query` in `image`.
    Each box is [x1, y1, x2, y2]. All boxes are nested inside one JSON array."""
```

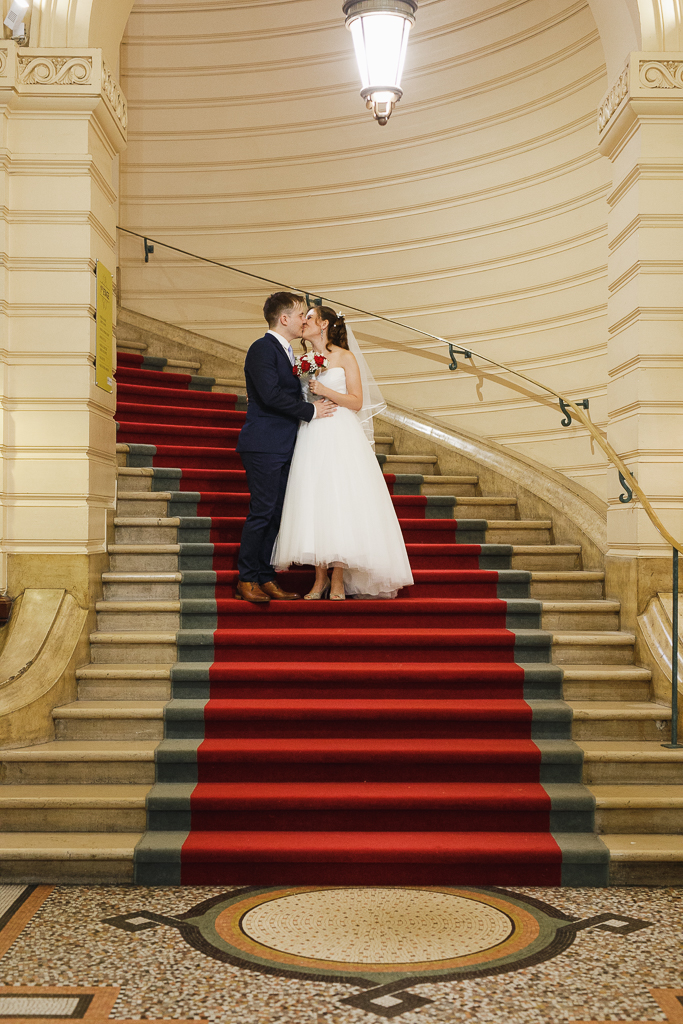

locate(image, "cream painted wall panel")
[[120, 0, 611, 497]]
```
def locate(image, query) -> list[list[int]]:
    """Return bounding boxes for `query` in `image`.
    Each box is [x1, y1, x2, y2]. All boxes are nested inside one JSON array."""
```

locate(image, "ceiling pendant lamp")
[[343, 0, 417, 126]]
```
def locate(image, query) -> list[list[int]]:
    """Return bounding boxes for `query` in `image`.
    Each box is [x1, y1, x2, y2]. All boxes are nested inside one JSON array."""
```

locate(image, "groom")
[[235, 292, 336, 603]]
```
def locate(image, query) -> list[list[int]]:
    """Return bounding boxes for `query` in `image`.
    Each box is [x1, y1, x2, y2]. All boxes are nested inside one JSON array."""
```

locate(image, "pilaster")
[[599, 54, 683, 562], [0, 43, 127, 599]]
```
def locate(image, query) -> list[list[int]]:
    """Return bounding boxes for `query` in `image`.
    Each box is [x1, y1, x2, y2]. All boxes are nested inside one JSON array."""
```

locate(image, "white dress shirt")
[[266, 329, 294, 364]]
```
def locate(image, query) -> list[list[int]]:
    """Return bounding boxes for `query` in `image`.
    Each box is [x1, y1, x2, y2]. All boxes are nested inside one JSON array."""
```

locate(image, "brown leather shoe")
[[235, 581, 270, 603], [261, 581, 302, 600]]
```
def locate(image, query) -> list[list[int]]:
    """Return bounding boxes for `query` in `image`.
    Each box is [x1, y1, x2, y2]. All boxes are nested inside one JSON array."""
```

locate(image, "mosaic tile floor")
[[0, 884, 681, 1023]]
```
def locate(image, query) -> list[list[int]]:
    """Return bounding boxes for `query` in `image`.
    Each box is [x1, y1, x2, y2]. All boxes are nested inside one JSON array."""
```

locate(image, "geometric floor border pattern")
[[1, 884, 680, 1023], [103, 886, 653, 1019]]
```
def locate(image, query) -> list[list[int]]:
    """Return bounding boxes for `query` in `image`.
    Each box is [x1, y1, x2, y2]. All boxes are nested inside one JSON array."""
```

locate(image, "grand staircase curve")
[[0, 327, 680, 885]]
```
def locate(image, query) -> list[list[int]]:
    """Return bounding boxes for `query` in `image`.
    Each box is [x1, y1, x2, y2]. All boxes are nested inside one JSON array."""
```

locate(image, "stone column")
[[598, 53, 683, 635], [0, 43, 127, 604]]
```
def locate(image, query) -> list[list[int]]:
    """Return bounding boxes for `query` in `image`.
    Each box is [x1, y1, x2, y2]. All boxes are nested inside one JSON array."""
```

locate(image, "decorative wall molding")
[[639, 59, 683, 89], [0, 48, 127, 143], [598, 64, 629, 133], [102, 61, 127, 132], [17, 55, 92, 86]]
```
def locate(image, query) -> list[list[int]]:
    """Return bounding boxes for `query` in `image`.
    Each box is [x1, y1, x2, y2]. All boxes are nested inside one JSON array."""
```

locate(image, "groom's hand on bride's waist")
[[314, 399, 337, 419]]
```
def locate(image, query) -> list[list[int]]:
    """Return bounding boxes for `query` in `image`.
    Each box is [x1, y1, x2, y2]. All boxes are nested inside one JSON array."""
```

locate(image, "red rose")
[[301, 359, 311, 372], [292, 365, 298, 376], [314, 354, 325, 366]]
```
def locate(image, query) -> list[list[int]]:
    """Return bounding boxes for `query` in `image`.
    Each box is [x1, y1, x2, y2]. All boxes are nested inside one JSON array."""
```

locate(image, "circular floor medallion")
[[240, 887, 513, 964], [179, 885, 577, 986]]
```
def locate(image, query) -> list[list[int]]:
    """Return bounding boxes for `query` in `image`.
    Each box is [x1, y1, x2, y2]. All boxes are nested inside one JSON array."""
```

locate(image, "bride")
[[272, 305, 413, 600]]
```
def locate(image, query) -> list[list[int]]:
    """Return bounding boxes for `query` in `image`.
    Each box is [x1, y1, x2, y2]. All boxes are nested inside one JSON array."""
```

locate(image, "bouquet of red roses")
[[293, 351, 328, 378]]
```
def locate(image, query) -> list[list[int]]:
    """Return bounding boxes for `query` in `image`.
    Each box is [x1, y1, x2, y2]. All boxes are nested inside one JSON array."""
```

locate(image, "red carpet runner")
[[115, 352, 608, 886]]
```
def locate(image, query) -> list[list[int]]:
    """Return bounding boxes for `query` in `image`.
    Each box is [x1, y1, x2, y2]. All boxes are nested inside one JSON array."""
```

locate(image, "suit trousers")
[[237, 450, 292, 582]]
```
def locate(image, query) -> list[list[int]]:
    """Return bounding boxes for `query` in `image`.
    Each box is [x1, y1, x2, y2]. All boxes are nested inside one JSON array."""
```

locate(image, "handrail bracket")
[[559, 397, 589, 427], [448, 344, 472, 371]]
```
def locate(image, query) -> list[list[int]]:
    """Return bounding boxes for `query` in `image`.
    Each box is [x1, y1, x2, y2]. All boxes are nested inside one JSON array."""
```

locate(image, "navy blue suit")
[[236, 333, 315, 582]]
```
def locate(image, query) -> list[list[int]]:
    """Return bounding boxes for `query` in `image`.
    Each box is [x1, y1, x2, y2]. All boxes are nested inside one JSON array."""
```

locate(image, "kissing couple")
[[235, 291, 413, 603]]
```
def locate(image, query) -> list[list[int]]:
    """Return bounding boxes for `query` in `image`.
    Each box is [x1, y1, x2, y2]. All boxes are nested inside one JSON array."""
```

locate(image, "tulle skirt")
[[272, 406, 414, 597]]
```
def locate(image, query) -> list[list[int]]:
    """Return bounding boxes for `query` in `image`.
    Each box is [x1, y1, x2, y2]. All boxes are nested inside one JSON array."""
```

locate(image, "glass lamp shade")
[[343, 0, 417, 125]]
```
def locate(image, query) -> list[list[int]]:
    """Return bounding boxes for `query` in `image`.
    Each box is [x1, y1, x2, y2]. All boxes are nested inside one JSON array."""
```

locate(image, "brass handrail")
[[118, 224, 681, 740], [442, 344, 683, 556]]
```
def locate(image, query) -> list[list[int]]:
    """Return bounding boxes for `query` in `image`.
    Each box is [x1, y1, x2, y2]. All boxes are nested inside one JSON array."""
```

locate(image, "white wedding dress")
[[272, 366, 414, 597]]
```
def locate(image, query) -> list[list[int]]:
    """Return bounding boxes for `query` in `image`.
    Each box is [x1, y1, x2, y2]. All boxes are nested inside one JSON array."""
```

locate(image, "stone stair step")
[[163, 359, 201, 371], [512, 546, 582, 571], [53, 701, 166, 741], [601, 834, 683, 885], [561, 665, 652, 701], [453, 497, 518, 521], [0, 784, 150, 832], [117, 339, 146, 352], [420, 476, 478, 496], [541, 601, 620, 631], [90, 631, 178, 664], [530, 571, 605, 600], [117, 493, 176, 516], [551, 631, 635, 665], [109, 546, 180, 572], [96, 600, 180, 631], [0, 741, 157, 784], [569, 700, 673, 741], [485, 521, 552, 544], [580, 741, 683, 784], [0, 833, 140, 883], [383, 455, 438, 475], [76, 663, 172, 700], [102, 573, 181, 601], [116, 468, 155, 492], [591, 785, 683, 835]]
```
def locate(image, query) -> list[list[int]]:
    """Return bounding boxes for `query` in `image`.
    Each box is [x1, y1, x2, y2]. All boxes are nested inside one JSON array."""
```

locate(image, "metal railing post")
[[662, 546, 681, 749]]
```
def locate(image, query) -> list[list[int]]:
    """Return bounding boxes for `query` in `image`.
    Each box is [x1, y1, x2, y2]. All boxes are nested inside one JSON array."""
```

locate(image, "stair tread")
[[0, 785, 151, 806], [600, 834, 683, 859], [53, 701, 166, 718], [421, 475, 478, 483], [0, 741, 158, 759], [90, 632, 176, 643], [0, 834, 142, 857], [579, 742, 683, 760], [513, 545, 581, 553], [569, 701, 671, 719], [458, 497, 517, 505], [562, 665, 651, 679], [551, 631, 635, 643], [542, 601, 620, 611], [117, 492, 175, 501], [589, 785, 683, 807], [384, 455, 437, 463], [487, 521, 552, 528], [76, 664, 172, 679], [532, 571, 605, 580]]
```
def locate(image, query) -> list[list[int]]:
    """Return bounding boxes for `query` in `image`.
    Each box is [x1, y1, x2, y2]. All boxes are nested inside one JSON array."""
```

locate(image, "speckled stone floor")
[[0, 885, 681, 1023]]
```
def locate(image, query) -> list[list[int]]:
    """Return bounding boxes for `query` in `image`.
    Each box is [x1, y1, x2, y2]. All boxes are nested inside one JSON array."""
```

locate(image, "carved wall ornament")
[[17, 55, 92, 86], [639, 59, 683, 89], [598, 65, 629, 133], [102, 61, 128, 131], [0, 49, 7, 77]]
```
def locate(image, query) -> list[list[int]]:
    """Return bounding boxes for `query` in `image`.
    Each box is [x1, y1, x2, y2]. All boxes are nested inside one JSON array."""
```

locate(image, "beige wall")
[[119, 0, 614, 502]]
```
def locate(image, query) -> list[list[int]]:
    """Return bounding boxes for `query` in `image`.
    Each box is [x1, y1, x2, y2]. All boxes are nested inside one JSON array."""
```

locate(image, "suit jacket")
[[236, 333, 315, 454]]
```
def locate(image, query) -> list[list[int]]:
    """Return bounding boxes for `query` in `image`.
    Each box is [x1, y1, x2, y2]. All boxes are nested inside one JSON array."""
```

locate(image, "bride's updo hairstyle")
[[302, 305, 349, 353]]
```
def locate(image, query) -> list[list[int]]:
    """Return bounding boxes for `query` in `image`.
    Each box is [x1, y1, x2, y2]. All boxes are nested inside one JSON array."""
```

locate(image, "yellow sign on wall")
[[95, 261, 114, 393]]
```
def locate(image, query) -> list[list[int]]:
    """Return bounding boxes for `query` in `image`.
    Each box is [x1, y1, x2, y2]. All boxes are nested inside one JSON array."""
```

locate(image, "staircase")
[[0, 343, 681, 885]]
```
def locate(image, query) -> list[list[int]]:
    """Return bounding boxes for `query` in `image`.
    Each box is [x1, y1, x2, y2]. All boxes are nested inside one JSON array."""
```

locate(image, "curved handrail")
[[439, 344, 683, 556], [116, 225, 682, 556]]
